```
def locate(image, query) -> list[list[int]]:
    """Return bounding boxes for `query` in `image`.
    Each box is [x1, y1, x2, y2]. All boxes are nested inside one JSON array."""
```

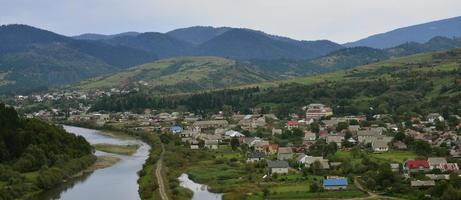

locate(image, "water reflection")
[[178, 173, 222, 200], [37, 126, 150, 200]]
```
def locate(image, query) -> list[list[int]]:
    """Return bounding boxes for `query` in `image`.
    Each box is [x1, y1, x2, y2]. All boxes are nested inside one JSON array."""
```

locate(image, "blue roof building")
[[323, 178, 348, 190], [170, 126, 183, 134]]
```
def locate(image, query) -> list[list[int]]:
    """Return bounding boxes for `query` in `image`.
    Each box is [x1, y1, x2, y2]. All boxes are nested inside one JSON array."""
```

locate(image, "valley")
[[1, 11, 461, 200]]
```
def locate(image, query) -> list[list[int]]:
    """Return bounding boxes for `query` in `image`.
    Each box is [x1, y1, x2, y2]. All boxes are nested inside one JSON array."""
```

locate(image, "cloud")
[[0, 0, 460, 43]]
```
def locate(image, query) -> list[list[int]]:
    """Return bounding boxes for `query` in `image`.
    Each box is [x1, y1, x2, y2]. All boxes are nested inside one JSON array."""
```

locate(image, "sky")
[[1, 0, 460, 43]]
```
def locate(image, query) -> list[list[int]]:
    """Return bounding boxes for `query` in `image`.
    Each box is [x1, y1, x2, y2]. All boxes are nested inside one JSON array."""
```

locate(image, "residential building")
[[247, 151, 265, 163], [277, 147, 293, 160], [326, 135, 343, 148], [323, 178, 348, 190], [193, 120, 229, 129], [411, 180, 435, 187], [204, 140, 219, 149], [372, 139, 389, 152], [427, 157, 447, 169], [287, 121, 299, 130], [306, 103, 333, 120], [267, 160, 289, 174], [404, 160, 430, 173]]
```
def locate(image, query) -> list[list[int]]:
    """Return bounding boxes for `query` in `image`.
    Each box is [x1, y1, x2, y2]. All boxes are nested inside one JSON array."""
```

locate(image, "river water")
[[178, 173, 222, 200], [38, 125, 150, 200]]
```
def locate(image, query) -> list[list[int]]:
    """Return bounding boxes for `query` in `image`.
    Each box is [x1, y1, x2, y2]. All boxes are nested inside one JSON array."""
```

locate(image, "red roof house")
[[405, 160, 430, 173]]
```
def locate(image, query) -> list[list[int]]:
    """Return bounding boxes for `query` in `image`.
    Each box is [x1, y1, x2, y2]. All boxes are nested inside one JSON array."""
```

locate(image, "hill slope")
[[73, 56, 276, 93], [345, 16, 461, 48], [91, 48, 461, 118], [166, 26, 231, 45], [195, 28, 342, 60], [0, 24, 157, 93]]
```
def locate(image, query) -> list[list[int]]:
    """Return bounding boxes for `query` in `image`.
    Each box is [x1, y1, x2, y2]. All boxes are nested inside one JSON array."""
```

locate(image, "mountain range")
[[345, 16, 461, 48], [1, 15, 461, 94]]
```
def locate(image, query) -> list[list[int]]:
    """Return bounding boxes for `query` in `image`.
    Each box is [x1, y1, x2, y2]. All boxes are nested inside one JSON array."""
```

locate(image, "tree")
[[222, 105, 233, 118], [230, 137, 240, 150], [413, 140, 432, 156], [336, 122, 348, 132], [310, 122, 320, 133], [310, 182, 321, 192]]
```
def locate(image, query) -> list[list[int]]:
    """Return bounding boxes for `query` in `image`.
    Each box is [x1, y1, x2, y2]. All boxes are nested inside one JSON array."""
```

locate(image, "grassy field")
[[369, 151, 417, 163], [93, 143, 139, 155]]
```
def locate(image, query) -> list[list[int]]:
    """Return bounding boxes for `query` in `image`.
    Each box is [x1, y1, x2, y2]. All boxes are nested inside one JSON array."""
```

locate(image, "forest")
[[0, 103, 94, 200]]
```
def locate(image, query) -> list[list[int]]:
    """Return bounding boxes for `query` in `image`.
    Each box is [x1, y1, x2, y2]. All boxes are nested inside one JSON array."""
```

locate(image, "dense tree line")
[[0, 103, 94, 200]]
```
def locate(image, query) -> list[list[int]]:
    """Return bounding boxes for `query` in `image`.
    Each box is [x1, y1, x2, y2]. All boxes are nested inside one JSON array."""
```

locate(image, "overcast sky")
[[1, 0, 460, 43]]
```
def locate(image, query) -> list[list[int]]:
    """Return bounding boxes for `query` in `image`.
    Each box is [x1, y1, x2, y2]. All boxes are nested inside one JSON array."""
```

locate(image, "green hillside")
[[91, 49, 461, 118], [74, 56, 276, 93]]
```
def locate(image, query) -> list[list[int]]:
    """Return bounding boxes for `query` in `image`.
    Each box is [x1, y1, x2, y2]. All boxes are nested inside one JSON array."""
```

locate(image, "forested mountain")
[[194, 28, 343, 60], [73, 56, 276, 93], [0, 104, 94, 199], [0, 24, 157, 93], [91, 49, 461, 120], [309, 36, 461, 70], [345, 15, 461, 48], [166, 26, 231, 45], [102, 32, 193, 58], [81, 27, 343, 60], [72, 32, 140, 40]]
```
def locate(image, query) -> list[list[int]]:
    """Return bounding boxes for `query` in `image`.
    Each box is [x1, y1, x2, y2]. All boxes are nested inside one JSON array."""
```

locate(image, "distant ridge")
[[345, 16, 461, 48], [73, 32, 140, 40]]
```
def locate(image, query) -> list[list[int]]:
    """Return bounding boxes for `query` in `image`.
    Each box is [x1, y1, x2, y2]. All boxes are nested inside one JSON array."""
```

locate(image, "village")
[[19, 97, 461, 198]]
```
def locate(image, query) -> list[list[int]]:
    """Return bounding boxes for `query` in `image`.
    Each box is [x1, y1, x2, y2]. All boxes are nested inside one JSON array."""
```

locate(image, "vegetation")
[[91, 49, 461, 121], [73, 56, 276, 93], [0, 103, 94, 199], [93, 144, 139, 155]]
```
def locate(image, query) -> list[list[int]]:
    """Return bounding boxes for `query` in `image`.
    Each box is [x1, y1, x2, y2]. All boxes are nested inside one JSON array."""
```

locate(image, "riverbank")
[[61, 121, 167, 200], [93, 143, 139, 155]]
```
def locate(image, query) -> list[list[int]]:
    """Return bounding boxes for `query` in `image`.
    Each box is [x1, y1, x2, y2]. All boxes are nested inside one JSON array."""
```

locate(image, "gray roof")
[[267, 160, 289, 168], [428, 157, 447, 165], [248, 151, 265, 159], [278, 147, 293, 154]]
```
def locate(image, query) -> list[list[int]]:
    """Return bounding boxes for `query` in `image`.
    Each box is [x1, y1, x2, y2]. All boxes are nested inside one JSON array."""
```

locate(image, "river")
[[178, 173, 223, 200], [38, 125, 150, 200]]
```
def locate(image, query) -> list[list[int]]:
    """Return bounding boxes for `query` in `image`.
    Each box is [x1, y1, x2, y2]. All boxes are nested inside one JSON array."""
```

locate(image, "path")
[[155, 144, 169, 200]]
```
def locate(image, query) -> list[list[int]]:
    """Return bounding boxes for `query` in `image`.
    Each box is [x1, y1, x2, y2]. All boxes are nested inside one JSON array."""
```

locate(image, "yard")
[[369, 151, 417, 163]]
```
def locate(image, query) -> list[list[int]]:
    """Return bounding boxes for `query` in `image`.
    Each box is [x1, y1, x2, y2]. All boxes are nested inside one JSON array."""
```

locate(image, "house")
[[437, 163, 459, 172], [263, 144, 279, 155], [304, 131, 316, 141], [170, 126, 183, 134], [425, 174, 450, 180], [348, 125, 360, 133], [427, 113, 444, 123], [180, 130, 198, 138], [190, 140, 200, 150], [372, 139, 389, 152], [297, 155, 330, 169], [247, 151, 265, 162], [357, 129, 382, 143], [287, 121, 299, 130], [267, 160, 289, 174], [392, 141, 408, 150], [410, 180, 435, 187], [204, 140, 219, 149], [277, 147, 293, 160], [404, 160, 430, 173], [305, 103, 333, 120], [272, 128, 283, 135], [390, 163, 400, 172], [224, 130, 245, 138], [427, 157, 447, 169], [193, 120, 229, 129], [323, 178, 348, 190], [326, 135, 343, 148]]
